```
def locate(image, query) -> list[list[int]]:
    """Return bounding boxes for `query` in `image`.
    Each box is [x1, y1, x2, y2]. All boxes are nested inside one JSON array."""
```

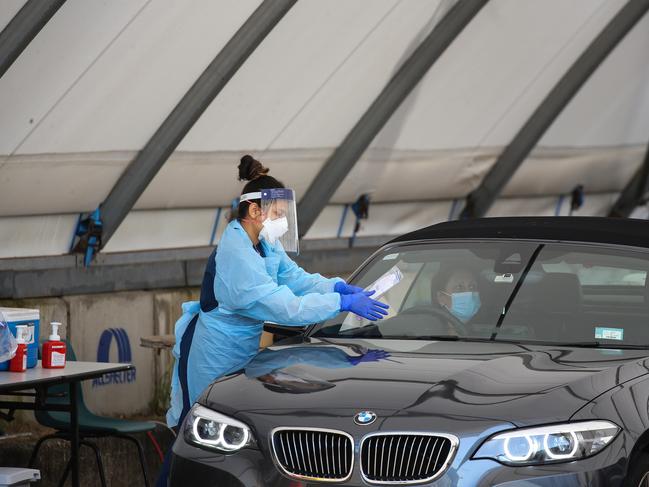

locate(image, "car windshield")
[[314, 241, 649, 347]]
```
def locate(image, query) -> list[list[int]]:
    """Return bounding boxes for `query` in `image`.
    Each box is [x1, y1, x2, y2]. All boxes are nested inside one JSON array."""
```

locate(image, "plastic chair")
[[28, 343, 155, 487]]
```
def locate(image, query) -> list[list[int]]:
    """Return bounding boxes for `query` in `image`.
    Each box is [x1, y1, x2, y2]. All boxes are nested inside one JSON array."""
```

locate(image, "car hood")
[[202, 337, 649, 426]]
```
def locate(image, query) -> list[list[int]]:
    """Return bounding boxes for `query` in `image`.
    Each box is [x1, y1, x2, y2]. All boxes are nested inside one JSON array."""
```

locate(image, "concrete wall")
[[1, 288, 199, 417]]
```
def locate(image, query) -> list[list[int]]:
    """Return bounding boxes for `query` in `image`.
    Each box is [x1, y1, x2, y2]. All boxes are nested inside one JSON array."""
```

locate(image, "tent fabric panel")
[[630, 206, 649, 220], [331, 146, 642, 204], [0, 149, 331, 216], [9, 0, 262, 155], [0, 146, 642, 217], [0, 0, 151, 155], [539, 12, 649, 147], [561, 192, 619, 217], [486, 196, 560, 218], [363, 0, 624, 151], [0, 0, 28, 32], [0, 214, 77, 258], [330, 0, 628, 204], [177, 0, 447, 152], [330, 148, 493, 203], [0, 0, 647, 259], [0, 194, 636, 259], [0, 151, 131, 216], [267, 0, 454, 151], [135, 149, 331, 210], [102, 208, 217, 253], [501, 145, 643, 197], [353, 201, 452, 238], [487, 193, 618, 218], [302, 205, 356, 240]]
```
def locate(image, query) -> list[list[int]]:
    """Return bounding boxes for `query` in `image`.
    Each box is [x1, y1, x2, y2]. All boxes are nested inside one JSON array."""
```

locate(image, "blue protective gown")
[[166, 220, 342, 427]]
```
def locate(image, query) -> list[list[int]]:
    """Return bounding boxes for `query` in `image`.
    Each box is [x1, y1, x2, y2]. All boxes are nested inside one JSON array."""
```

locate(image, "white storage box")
[[0, 468, 40, 487]]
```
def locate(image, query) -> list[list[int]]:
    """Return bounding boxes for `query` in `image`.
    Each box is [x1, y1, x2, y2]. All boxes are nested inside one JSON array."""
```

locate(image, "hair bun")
[[238, 154, 269, 181]]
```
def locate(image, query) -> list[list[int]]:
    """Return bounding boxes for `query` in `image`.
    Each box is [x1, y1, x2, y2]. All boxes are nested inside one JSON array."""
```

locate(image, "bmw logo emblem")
[[354, 411, 377, 425]]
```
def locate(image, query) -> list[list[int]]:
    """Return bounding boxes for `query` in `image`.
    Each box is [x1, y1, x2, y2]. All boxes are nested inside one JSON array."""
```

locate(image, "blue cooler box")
[[0, 307, 40, 371]]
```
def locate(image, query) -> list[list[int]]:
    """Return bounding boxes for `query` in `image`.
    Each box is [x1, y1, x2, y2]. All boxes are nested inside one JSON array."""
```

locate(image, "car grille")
[[272, 428, 353, 482], [360, 433, 455, 484]]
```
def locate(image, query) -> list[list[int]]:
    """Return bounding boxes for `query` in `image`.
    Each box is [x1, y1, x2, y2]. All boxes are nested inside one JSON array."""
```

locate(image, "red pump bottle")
[[9, 330, 27, 372], [42, 322, 66, 369]]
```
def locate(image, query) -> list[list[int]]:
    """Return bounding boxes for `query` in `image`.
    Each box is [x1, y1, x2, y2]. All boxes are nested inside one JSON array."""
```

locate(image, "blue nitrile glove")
[[340, 291, 390, 321], [334, 281, 365, 295], [347, 349, 391, 366]]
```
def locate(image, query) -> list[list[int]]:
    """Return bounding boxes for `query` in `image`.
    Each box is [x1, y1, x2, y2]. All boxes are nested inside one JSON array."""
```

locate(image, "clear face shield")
[[240, 188, 299, 253]]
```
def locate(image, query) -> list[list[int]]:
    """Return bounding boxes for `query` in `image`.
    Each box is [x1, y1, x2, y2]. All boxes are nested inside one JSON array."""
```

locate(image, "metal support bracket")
[[71, 208, 102, 266]]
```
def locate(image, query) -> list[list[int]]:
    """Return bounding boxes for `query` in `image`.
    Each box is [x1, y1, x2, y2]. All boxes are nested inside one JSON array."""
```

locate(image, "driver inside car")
[[432, 266, 482, 334]]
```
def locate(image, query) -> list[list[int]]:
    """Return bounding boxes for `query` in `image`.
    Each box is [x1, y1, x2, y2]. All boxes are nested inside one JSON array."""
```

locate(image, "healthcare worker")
[[169, 154, 390, 423], [158, 155, 389, 484]]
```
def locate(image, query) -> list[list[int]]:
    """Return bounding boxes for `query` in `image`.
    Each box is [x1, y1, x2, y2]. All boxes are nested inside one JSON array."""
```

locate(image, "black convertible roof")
[[389, 217, 649, 249]]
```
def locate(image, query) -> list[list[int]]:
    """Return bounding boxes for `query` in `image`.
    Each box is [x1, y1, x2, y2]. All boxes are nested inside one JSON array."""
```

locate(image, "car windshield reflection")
[[244, 346, 392, 393]]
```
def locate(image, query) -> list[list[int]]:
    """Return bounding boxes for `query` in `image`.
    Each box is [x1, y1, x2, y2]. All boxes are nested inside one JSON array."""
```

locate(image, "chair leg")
[[29, 433, 61, 468], [115, 434, 151, 487], [57, 456, 72, 487], [81, 440, 107, 487]]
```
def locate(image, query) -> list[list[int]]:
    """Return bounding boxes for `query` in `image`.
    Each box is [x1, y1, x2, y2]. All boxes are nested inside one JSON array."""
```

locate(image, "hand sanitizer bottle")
[[42, 322, 66, 369], [9, 326, 27, 372]]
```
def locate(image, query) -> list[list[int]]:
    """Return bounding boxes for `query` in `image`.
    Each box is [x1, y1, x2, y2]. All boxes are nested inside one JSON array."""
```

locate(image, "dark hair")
[[233, 155, 284, 221]]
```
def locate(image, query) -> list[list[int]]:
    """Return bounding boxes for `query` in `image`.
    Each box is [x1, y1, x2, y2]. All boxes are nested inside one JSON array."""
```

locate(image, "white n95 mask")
[[260, 217, 289, 245]]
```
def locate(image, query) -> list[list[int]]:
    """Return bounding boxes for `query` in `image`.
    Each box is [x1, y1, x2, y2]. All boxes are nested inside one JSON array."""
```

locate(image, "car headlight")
[[184, 405, 255, 453], [473, 420, 620, 466]]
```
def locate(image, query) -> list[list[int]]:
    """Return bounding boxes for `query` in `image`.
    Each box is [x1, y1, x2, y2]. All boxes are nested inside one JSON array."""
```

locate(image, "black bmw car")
[[170, 217, 649, 486]]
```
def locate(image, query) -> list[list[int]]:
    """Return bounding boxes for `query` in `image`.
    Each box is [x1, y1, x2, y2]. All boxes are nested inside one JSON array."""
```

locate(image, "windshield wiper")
[[387, 336, 527, 345], [382, 336, 535, 351], [557, 341, 649, 350], [491, 244, 544, 341], [391, 335, 463, 341], [322, 333, 649, 350]]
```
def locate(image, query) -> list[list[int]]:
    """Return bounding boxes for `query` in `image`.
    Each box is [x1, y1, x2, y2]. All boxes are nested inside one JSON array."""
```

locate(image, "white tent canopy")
[[1, 0, 648, 259]]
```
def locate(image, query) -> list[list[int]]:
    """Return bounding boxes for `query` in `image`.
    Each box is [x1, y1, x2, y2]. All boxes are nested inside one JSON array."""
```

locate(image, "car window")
[[542, 262, 646, 286], [401, 262, 440, 309], [338, 257, 424, 332], [315, 241, 649, 347]]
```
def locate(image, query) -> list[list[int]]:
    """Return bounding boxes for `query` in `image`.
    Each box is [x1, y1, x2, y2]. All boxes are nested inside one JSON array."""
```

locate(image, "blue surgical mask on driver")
[[447, 292, 481, 323]]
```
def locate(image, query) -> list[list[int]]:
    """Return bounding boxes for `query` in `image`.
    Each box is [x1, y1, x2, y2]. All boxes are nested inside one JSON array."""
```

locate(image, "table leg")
[[69, 381, 80, 487]]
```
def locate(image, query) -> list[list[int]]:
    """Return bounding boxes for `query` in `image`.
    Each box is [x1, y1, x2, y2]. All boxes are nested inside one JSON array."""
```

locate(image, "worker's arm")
[[215, 247, 342, 326], [275, 245, 343, 296]]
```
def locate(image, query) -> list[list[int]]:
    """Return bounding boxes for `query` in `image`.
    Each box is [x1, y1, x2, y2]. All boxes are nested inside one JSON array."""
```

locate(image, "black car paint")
[[170, 338, 649, 486], [200, 339, 649, 425]]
